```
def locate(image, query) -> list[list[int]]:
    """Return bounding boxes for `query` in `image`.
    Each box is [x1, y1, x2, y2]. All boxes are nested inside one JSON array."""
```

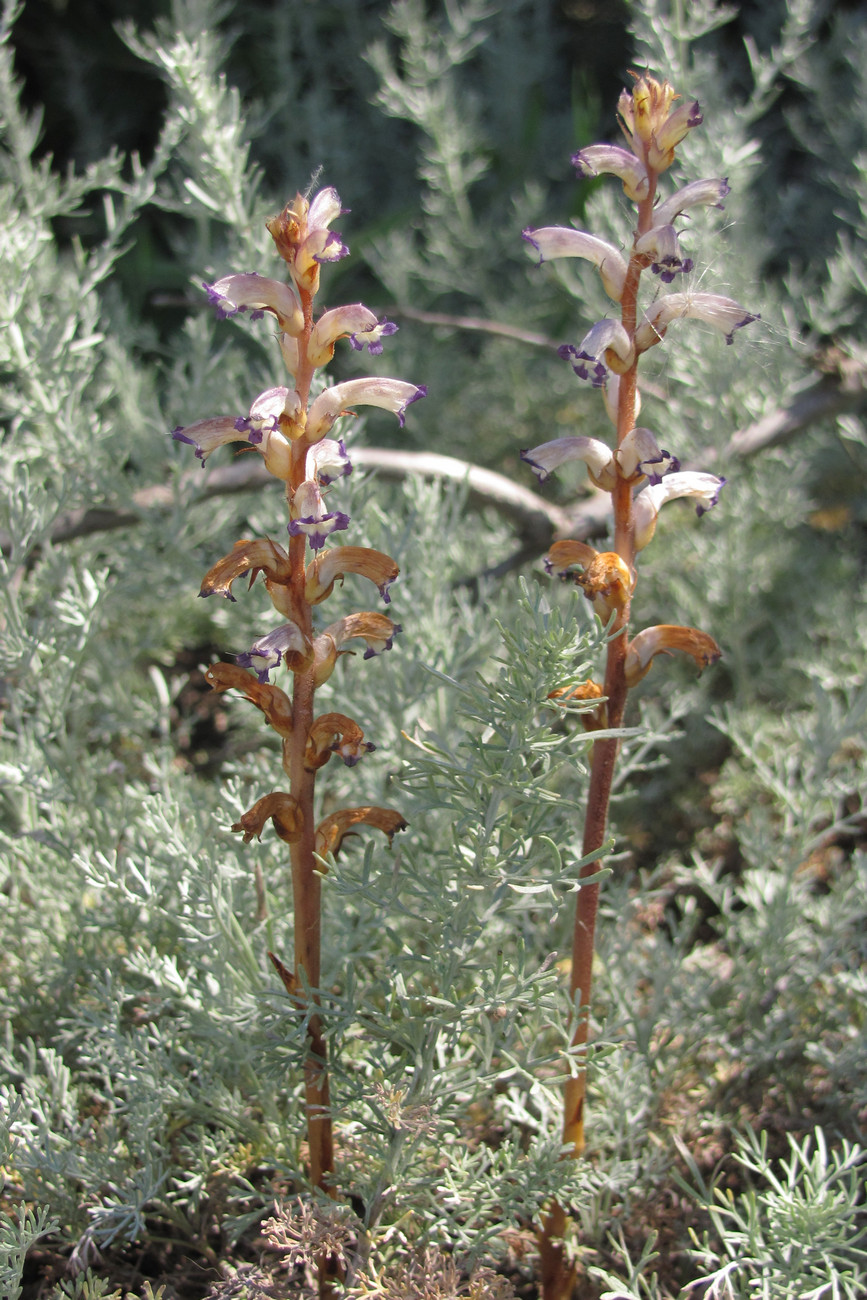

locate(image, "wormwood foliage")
[[1, 0, 866, 1297]]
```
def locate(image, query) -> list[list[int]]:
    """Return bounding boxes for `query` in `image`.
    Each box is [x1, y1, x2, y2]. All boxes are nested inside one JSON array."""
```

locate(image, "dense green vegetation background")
[[1, 1, 865, 1296]]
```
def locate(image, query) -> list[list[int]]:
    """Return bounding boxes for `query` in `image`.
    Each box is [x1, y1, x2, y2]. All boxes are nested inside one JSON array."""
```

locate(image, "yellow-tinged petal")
[[304, 546, 399, 605], [205, 662, 294, 738], [546, 542, 633, 617], [625, 624, 721, 686], [199, 538, 292, 602], [305, 712, 374, 771], [548, 679, 608, 732], [312, 612, 401, 685], [314, 806, 407, 860], [232, 792, 303, 844]]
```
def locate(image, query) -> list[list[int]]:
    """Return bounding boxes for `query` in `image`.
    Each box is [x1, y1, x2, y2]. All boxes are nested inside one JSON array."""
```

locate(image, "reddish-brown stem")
[[285, 287, 340, 1297], [538, 232, 649, 1296]]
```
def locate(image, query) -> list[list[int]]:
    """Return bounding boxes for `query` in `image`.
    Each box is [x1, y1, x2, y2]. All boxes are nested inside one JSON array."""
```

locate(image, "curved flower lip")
[[267, 187, 349, 292], [307, 304, 398, 368], [314, 806, 407, 860], [306, 379, 427, 442], [205, 662, 294, 739], [521, 436, 616, 491], [653, 177, 730, 226], [304, 546, 399, 605], [289, 479, 350, 551], [522, 226, 628, 302], [625, 624, 721, 687], [172, 416, 247, 465], [232, 791, 303, 844], [306, 438, 352, 486], [571, 144, 649, 201], [635, 292, 759, 352], [236, 620, 313, 682], [312, 612, 401, 685], [199, 538, 292, 602], [616, 427, 679, 484], [235, 386, 302, 438], [648, 99, 703, 170], [633, 471, 726, 551], [305, 712, 375, 771], [634, 224, 694, 282], [545, 541, 633, 616], [203, 273, 303, 336], [559, 319, 634, 386]]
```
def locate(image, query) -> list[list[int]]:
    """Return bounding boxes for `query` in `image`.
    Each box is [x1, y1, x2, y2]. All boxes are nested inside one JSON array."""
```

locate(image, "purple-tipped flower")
[[634, 224, 694, 282], [559, 319, 634, 386], [521, 436, 617, 491], [522, 226, 628, 302], [172, 416, 247, 465], [308, 305, 398, 367], [203, 273, 303, 336], [635, 292, 759, 352], [571, 144, 650, 201], [616, 428, 679, 484], [266, 186, 349, 294], [306, 379, 427, 442], [633, 471, 726, 551], [289, 480, 350, 551], [236, 621, 312, 683], [306, 438, 352, 486], [653, 177, 730, 226]]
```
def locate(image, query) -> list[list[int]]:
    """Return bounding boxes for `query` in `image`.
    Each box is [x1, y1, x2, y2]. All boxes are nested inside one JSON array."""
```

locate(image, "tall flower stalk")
[[522, 75, 756, 1298], [172, 187, 425, 1296]]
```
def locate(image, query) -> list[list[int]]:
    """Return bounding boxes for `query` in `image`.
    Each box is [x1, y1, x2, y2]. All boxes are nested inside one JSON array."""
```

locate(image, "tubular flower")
[[306, 378, 427, 443], [616, 428, 679, 484], [522, 227, 628, 302], [205, 663, 294, 739], [203, 272, 303, 336], [306, 438, 352, 486], [172, 389, 304, 479], [305, 713, 375, 771], [314, 806, 407, 860], [521, 436, 617, 490], [633, 472, 726, 551], [288, 480, 350, 551], [312, 613, 401, 686], [559, 319, 634, 386], [308, 305, 397, 368], [635, 292, 759, 352], [634, 224, 694, 282], [199, 538, 292, 602], [625, 624, 721, 686], [266, 187, 349, 295], [653, 177, 730, 225], [571, 143, 649, 201], [232, 792, 304, 844], [304, 546, 399, 605], [237, 621, 314, 682], [172, 416, 249, 466], [545, 541, 633, 618]]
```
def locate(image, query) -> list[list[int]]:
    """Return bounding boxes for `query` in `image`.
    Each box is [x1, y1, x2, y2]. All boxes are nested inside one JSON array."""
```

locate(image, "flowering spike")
[[625, 624, 722, 686]]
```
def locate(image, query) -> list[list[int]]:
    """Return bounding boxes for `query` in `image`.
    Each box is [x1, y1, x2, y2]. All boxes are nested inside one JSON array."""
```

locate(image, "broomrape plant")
[[521, 73, 757, 1298], [171, 185, 425, 1296]]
